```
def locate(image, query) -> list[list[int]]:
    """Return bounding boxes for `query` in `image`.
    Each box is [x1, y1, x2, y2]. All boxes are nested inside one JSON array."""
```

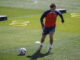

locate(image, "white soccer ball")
[[19, 48, 26, 55]]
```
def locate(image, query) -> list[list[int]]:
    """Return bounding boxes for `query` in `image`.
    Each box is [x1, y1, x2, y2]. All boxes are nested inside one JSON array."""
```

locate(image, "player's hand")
[[62, 20, 64, 24], [42, 26, 44, 30]]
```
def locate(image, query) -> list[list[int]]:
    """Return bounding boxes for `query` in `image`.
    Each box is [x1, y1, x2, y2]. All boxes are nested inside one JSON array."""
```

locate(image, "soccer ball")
[[19, 48, 26, 55]]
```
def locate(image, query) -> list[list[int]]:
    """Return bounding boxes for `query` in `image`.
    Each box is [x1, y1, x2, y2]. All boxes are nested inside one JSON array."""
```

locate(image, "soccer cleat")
[[48, 47, 52, 53]]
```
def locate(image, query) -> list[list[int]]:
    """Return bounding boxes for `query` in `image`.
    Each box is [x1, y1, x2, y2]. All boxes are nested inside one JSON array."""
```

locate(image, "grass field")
[[0, 0, 80, 60]]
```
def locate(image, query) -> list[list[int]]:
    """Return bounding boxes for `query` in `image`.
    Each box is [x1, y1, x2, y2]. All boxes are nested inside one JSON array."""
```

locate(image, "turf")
[[0, 0, 80, 60]]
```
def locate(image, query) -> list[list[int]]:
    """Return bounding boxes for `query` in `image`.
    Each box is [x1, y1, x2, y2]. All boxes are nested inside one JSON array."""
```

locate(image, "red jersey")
[[45, 12, 58, 27], [40, 10, 64, 28]]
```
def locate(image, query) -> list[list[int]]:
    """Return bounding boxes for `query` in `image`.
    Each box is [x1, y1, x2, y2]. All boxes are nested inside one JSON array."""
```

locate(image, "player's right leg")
[[39, 34, 47, 51], [38, 27, 48, 51], [41, 34, 46, 43]]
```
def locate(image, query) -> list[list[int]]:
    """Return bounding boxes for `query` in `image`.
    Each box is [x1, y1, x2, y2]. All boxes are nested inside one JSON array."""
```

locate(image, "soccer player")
[[39, 3, 64, 53]]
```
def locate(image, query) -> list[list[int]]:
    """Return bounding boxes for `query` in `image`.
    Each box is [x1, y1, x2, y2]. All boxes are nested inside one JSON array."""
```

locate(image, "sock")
[[40, 43, 43, 46], [49, 44, 53, 48]]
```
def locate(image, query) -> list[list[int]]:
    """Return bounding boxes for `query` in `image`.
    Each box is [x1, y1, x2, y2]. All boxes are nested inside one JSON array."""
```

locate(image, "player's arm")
[[56, 11, 64, 23], [40, 11, 47, 29]]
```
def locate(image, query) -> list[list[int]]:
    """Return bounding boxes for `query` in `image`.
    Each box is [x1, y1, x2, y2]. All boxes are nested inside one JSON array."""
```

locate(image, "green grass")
[[0, 26, 80, 60], [0, 7, 80, 33], [0, 6, 43, 17], [0, 0, 80, 60]]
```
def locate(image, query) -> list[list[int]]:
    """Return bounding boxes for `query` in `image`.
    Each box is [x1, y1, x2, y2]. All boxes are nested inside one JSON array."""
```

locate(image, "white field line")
[[71, 13, 80, 18], [8, 15, 39, 19]]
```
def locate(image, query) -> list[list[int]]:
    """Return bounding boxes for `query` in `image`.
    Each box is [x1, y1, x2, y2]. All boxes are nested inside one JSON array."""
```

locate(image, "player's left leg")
[[48, 31, 55, 53]]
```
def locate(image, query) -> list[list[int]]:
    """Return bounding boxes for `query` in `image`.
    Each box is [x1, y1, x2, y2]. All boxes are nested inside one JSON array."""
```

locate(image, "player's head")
[[50, 3, 56, 11]]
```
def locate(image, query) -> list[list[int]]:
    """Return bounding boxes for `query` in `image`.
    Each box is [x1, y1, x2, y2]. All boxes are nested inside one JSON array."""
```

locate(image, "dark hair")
[[50, 3, 56, 8]]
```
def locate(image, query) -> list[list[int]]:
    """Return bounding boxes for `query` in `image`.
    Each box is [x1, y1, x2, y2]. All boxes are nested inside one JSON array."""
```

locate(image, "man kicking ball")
[[39, 3, 64, 53]]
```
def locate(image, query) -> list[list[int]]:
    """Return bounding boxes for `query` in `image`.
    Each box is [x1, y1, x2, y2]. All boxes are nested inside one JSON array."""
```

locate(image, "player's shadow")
[[27, 49, 50, 60]]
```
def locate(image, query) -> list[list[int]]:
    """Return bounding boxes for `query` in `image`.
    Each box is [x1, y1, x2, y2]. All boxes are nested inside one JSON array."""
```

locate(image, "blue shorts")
[[42, 26, 56, 35]]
